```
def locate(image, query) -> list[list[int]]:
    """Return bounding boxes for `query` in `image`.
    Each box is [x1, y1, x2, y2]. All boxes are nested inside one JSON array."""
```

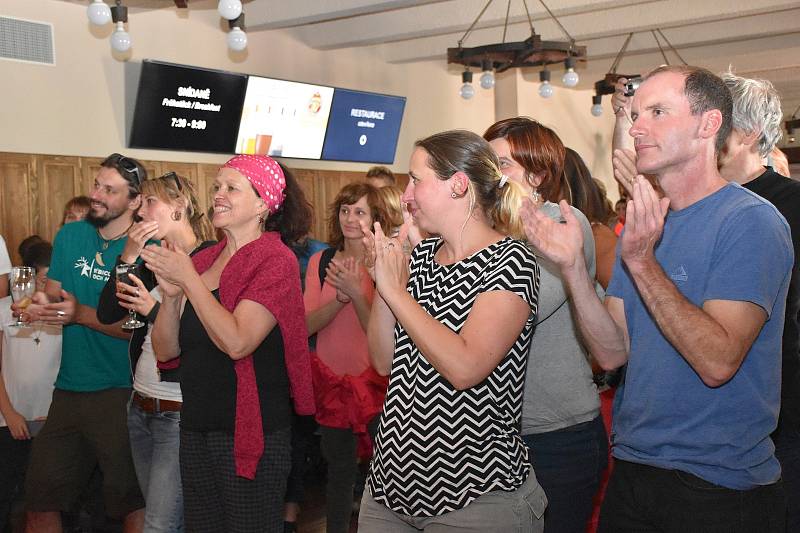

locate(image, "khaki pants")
[[358, 470, 547, 533]]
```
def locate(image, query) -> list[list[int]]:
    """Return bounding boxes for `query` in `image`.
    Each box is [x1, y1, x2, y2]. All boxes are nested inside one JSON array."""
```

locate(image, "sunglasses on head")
[[109, 153, 142, 187], [159, 171, 183, 192]]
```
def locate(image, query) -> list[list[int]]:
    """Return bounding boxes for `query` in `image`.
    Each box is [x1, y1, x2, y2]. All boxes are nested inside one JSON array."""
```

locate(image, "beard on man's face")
[[86, 201, 128, 229]]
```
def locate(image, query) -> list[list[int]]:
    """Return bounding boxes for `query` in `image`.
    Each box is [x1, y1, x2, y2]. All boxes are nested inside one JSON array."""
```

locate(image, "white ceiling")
[[242, 0, 800, 128], [66, 0, 800, 132]]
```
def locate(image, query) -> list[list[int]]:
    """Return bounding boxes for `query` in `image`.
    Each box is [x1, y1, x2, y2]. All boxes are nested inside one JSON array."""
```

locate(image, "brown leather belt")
[[133, 391, 182, 413]]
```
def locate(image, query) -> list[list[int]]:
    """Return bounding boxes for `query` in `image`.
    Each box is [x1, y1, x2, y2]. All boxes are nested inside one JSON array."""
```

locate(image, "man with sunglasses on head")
[[16, 154, 147, 532]]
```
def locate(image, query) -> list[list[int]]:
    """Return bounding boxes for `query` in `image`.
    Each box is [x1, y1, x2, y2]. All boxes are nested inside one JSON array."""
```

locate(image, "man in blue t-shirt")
[[15, 154, 147, 531], [521, 66, 792, 532]]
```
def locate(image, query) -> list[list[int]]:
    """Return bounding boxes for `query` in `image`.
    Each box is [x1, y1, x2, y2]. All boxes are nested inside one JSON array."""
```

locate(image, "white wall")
[[0, 0, 615, 194]]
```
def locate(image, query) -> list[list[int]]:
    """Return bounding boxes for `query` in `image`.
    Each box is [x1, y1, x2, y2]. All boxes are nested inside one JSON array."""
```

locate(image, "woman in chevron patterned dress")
[[357, 130, 548, 532]]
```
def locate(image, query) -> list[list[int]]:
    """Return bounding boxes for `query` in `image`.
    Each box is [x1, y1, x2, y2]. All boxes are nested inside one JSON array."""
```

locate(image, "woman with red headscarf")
[[143, 156, 315, 533]]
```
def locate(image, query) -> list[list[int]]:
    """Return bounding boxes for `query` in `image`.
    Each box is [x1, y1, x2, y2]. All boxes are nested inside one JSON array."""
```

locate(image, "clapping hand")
[[612, 148, 639, 197], [520, 198, 585, 272], [620, 176, 670, 269], [326, 257, 363, 304], [370, 220, 410, 301], [141, 240, 195, 289], [19, 290, 79, 325]]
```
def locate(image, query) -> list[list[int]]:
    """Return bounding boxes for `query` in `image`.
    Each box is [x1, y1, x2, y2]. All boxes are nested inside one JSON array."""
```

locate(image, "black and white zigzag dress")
[[367, 236, 540, 517]]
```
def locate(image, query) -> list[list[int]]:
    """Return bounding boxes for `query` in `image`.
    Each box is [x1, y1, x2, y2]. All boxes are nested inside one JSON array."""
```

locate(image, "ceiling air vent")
[[0, 16, 55, 65]]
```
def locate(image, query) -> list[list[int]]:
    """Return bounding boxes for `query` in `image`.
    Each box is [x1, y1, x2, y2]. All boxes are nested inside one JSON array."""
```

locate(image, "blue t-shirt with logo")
[[607, 183, 793, 490], [48, 221, 131, 391]]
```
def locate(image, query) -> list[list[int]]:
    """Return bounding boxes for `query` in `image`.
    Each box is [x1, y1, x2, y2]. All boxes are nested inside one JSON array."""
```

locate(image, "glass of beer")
[[9, 266, 35, 327], [116, 263, 145, 329]]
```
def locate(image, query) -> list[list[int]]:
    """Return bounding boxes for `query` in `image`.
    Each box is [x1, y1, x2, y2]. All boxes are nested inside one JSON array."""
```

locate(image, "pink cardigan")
[[192, 231, 315, 479]]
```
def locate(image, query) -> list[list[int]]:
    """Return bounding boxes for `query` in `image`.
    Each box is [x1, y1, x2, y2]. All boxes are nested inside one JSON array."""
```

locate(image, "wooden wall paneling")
[[319, 171, 346, 243], [0, 153, 37, 266], [138, 160, 163, 182], [197, 163, 221, 217], [163, 162, 198, 183], [37, 155, 81, 242], [0, 150, 407, 264], [292, 168, 322, 240], [313, 171, 330, 242], [79, 157, 104, 198]]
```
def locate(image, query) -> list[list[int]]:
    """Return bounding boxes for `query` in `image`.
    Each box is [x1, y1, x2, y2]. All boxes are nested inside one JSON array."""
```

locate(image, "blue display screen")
[[321, 89, 406, 164]]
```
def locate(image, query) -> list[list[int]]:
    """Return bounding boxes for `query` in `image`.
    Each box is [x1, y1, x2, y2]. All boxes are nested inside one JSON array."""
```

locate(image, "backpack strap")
[[318, 247, 336, 287]]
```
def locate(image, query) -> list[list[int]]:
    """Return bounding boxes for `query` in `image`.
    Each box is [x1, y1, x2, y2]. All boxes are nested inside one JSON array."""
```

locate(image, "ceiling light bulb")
[[110, 21, 131, 52], [227, 26, 248, 51], [479, 71, 495, 90], [479, 59, 495, 90], [591, 95, 603, 117], [562, 57, 579, 87], [459, 70, 475, 99], [218, 0, 243, 20], [87, 0, 112, 25], [539, 69, 554, 98], [562, 69, 579, 87]]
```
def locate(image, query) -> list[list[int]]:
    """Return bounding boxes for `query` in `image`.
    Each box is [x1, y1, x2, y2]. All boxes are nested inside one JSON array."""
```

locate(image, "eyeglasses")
[[159, 171, 183, 192], [108, 153, 142, 188]]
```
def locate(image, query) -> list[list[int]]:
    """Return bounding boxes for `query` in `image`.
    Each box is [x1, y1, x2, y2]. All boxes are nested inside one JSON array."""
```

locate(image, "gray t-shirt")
[[521, 202, 601, 435]]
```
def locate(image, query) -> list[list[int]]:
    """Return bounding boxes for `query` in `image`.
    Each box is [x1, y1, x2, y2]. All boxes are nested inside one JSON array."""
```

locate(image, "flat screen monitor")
[[129, 60, 248, 153], [235, 76, 334, 159], [322, 89, 406, 164]]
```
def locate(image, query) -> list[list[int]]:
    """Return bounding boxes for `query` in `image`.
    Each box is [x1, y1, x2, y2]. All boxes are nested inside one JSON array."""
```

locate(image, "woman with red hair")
[[485, 118, 609, 533]]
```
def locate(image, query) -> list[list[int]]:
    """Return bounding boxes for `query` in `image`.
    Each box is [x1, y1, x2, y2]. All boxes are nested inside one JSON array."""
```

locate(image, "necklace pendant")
[[34, 337, 41, 346], [102, 241, 109, 250]]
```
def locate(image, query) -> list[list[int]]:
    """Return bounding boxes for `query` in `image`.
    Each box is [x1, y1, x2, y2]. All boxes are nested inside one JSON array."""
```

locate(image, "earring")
[[257, 213, 265, 224], [171, 211, 182, 221], [531, 188, 541, 203], [450, 192, 457, 199]]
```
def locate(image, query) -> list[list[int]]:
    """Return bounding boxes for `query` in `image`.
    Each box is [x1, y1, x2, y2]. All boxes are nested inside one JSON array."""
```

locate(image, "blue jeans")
[[522, 415, 609, 533], [128, 401, 184, 533]]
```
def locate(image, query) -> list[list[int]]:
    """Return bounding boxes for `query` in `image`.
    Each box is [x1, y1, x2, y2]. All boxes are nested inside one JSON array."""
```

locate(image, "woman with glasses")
[[97, 172, 215, 532], [143, 156, 315, 533]]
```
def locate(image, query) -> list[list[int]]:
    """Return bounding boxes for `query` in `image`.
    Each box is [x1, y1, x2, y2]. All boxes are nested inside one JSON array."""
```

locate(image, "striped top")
[[367, 236, 539, 517]]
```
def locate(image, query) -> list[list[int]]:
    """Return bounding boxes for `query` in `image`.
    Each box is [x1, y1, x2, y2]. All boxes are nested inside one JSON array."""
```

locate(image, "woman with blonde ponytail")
[[358, 130, 547, 532], [484, 118, 608, 533], [97, 171, 216, 532]]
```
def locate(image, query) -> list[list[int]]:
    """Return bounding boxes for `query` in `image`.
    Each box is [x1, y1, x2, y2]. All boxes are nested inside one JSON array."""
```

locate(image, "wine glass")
[[9, 266, 35, 328], [116, 263, 145, 329]]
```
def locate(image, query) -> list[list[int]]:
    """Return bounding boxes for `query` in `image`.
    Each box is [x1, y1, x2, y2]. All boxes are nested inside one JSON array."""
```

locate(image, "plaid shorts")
[[180, 427, 291, 533]]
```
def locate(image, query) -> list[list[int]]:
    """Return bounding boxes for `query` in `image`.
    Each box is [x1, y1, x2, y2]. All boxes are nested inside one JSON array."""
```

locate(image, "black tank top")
[[178, 289, 291, 433]]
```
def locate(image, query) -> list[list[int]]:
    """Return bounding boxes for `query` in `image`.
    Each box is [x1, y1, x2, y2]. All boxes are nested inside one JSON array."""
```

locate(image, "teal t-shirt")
[[48, 221, 131, 391]]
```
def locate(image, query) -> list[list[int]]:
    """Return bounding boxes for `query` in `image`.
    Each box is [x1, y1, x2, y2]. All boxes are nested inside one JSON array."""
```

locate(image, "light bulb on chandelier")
[[87, 0, 112, 25]]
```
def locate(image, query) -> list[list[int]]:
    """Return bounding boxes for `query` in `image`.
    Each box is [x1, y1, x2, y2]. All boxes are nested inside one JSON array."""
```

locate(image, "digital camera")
[[623, 76, 643, 97]]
